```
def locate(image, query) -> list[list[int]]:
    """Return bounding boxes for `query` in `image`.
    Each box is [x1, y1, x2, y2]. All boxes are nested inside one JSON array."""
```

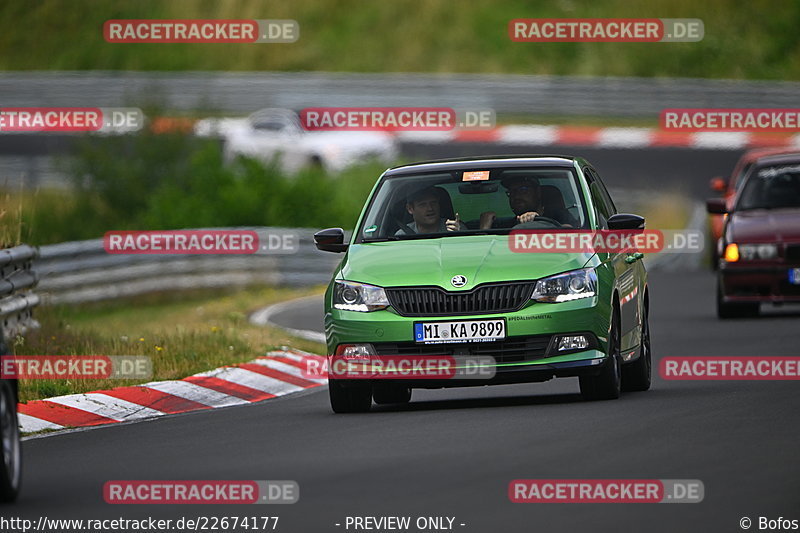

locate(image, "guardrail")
[[33, 228, 344, 305], [0, 244, 41, 339], [1, 71, 798, 117]]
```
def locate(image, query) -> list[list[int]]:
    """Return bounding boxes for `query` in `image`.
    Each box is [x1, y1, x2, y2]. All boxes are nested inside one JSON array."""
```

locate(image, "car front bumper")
[[719, 264, 800, 303], [325, 294, 611, 387]]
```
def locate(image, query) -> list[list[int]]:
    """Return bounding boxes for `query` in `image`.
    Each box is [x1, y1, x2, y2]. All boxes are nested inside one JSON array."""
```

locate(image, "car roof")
[[752, 153, 800, 167], [741, 147, 800, 164], [385, 155, 579, 176]]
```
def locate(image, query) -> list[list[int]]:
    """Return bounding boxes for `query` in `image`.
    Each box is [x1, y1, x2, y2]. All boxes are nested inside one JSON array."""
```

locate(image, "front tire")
[[580, 309, 622, 401], [622, 303, 652, 392], [329, 379, 372, 413], [0, 380, 21, 502]]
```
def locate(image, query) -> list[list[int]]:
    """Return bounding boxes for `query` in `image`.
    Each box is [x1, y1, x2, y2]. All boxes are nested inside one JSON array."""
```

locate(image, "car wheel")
[[372, 385, 412, 405], [329, 379, 372, 413], [0, 380, 21, 502], [708, 232, 719, 271], [580, 308, 622, 401], [716, 279, 759, 319], [622, 303, 652, 392]]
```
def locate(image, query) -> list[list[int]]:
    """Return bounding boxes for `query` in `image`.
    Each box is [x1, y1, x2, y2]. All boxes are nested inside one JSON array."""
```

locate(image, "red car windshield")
[[737, 164, 800, 210]]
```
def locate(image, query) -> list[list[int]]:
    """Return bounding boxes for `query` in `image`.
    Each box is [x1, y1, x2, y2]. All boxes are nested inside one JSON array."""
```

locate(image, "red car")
[[707, 153, 800, 318], [707, 147, 800, 268]]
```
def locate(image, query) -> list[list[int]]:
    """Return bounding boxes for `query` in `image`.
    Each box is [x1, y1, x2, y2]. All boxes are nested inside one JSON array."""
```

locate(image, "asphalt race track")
[[7, 146, 800, 532], [10, 268, 800, 533]]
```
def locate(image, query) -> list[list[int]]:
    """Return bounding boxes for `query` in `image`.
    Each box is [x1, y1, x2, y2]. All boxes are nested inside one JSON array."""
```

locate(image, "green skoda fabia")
[[314, 156, 651, 413]]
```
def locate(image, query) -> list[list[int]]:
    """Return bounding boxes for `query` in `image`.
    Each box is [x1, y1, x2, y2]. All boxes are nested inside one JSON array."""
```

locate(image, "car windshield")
[[357, 166, 589, 242], [736, 163, 800, 211]]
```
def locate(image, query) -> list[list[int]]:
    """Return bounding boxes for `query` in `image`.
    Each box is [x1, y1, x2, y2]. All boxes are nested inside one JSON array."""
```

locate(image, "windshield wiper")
[[361, 236, 401, 243]]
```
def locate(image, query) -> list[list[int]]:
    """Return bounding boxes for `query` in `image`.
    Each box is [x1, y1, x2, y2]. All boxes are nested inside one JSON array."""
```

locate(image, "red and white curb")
[[17, 349, 326, 434], [396, 126, 800, 150]]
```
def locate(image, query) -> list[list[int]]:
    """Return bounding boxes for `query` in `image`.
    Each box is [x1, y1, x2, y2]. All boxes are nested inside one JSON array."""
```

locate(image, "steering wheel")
[[513, 215, 563, 229]]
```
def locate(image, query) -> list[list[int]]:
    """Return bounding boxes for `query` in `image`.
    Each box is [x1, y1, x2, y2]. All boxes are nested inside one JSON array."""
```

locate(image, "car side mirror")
[[607, 213, 645, 230], [705, 198, 727, 214], [314, 227, 348, 253], [709, 176, 727, 193]]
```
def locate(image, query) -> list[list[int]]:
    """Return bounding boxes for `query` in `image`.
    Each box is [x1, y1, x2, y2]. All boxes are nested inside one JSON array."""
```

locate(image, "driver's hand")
[[445, 212, 461, 232], [517, 211, 540, 224], [479, 211, 496, 230]]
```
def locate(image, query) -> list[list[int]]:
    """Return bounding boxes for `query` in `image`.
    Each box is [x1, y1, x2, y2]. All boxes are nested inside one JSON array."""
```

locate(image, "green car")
[[314, 156, 651, 413]]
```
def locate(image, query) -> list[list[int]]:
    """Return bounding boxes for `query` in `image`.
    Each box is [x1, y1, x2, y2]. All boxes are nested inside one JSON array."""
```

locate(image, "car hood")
[[728, 209, 800, 243], [340, 235, 594, 289]]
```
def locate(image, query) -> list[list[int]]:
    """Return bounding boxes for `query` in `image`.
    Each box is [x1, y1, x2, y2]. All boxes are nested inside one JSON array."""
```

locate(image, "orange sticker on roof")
[[463, 170, 490, 181]]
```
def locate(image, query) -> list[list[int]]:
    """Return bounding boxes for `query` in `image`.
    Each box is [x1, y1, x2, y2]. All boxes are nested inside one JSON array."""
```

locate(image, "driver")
[[395, 187, 466, 235], [479, 175, 574, 229]]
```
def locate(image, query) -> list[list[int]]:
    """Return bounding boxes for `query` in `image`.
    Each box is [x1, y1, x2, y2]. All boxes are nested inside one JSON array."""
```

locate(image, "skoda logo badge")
[[451, 275, 467, 288]]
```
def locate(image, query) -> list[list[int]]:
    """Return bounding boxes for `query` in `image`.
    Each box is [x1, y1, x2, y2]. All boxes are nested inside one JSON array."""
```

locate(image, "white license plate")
[[414, 319, 506, 344], [790, 268, 800, 285]]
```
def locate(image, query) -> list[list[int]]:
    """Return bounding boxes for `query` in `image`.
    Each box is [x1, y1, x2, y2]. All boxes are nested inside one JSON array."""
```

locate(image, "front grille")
[[785, 244, 800, 263], [386, 282, 536, 317], [373, 335, 552, 364]]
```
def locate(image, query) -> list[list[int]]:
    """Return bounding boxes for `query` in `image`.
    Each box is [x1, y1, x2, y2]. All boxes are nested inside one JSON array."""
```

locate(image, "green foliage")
[[17, 131, 386, 244], [0, 0, 798, 79]]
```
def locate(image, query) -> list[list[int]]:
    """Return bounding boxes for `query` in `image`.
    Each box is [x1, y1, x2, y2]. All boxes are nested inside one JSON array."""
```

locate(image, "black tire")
[[622, 302, 652, 392], [0, 380, 21, 503], [329, 379, 372, 413], [580, 308, 622, 401], [709, 233, 719, 271], [372, 385, 412, 405], [716, 279, 759, 319]]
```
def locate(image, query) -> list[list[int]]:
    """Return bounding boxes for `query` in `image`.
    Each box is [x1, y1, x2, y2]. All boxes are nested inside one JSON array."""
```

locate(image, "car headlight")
[[531, 268, 597, 303], [734, 243, 778, 261], [333, 281, 389, 312]]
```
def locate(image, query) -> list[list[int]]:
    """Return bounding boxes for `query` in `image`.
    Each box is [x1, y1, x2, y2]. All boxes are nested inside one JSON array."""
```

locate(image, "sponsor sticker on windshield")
[[463, 170, 490, 181]]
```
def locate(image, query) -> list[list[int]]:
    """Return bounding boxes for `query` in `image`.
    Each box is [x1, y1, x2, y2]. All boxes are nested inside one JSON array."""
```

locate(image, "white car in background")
[[195, 108, 398, 174]]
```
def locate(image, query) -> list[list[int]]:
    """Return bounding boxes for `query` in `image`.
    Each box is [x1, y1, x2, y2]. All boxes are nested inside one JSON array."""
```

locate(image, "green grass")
[[0, 0, 798, 79], [15, 285, 326, 403]]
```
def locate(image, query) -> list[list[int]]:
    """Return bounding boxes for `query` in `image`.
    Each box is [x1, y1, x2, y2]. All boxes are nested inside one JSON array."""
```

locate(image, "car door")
[[584, 166, 641, 354]]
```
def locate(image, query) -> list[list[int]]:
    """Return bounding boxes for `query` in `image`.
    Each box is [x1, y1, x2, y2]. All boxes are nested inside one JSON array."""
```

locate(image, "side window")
[[584, 167, 612, 228], [589, 168, 617, 215]]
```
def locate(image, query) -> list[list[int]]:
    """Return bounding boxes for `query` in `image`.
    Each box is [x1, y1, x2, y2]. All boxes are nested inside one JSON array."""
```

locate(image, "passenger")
[[395, 187, 467, 235]]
